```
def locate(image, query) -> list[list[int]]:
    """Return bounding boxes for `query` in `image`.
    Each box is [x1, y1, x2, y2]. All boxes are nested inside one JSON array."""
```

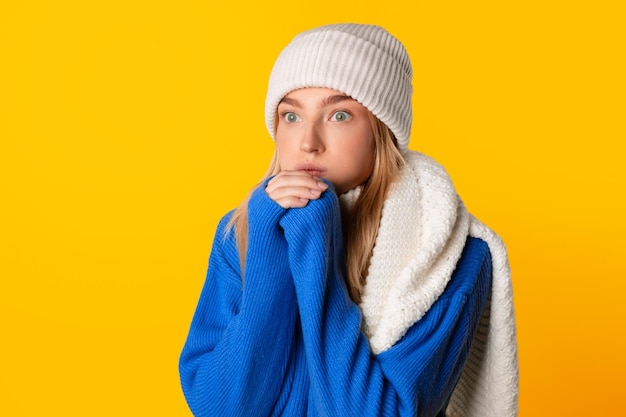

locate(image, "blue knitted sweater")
[[179, 182, 492, 417]]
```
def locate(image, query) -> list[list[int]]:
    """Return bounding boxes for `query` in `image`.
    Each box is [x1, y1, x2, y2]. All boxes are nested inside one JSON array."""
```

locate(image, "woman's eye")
[[331, 111, 351, 122], [284, 112, 301, 123]]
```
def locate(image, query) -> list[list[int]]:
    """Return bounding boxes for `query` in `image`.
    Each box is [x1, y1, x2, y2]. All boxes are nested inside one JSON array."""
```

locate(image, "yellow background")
[[1, 0, 624, 415]]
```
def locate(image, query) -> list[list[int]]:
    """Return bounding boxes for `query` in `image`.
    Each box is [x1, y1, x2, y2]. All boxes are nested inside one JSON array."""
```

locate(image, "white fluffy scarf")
[[340, 151, 518, 417]]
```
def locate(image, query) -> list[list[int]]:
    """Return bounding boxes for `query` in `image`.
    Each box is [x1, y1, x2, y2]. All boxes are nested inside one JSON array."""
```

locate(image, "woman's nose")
[[300, 124, 325, 153]]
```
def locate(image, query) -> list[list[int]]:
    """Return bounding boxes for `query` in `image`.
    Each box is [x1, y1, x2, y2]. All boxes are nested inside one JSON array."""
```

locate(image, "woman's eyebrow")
[[321, 95, 354, 107], [279, 97, 301, 108], [278, 95, 355, 109]]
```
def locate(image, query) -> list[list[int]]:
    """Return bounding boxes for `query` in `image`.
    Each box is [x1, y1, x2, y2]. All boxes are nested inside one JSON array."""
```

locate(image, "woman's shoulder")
[[209, 209, 242, 279], [215, 209, 236, 234], [442, 236, 492, 301]]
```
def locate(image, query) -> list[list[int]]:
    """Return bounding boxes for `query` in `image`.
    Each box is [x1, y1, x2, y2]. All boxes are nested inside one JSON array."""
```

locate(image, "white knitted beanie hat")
[[265, 24, 413, 151]]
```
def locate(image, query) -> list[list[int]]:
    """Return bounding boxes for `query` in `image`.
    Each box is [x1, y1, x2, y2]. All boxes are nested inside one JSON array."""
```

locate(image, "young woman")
[[179, 24, 518, 417]]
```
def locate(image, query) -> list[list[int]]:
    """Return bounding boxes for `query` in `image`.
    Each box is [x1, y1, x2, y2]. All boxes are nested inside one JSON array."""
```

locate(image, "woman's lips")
[[295, 163, 326, 177]]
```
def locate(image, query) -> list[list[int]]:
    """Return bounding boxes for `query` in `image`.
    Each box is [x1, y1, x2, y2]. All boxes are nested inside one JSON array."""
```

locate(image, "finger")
[[266, 183, 321, 203], [266, 171, 329, 208], [271, 196, 310, 209], [266, 171, 328, 194], [266, 180, 326, 200]]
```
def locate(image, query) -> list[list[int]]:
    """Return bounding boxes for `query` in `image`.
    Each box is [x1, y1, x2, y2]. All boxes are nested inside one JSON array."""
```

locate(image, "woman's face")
[[275, 87, 375, 195]]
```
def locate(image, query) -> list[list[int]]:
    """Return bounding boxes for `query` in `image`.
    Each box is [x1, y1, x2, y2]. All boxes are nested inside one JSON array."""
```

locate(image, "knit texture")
[[342, 150, 519, 417], [180, 177, 494, 416], [265, 23, 413, 150]]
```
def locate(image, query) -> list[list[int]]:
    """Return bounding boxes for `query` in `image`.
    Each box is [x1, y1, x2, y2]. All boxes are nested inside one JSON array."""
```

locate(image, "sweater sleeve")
[[279, 186, 492, 417], [179, 185, 298, 417]]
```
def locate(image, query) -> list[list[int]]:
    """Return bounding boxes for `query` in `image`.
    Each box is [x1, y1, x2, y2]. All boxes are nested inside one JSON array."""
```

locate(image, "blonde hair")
[[228, 113, 404, 303]]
